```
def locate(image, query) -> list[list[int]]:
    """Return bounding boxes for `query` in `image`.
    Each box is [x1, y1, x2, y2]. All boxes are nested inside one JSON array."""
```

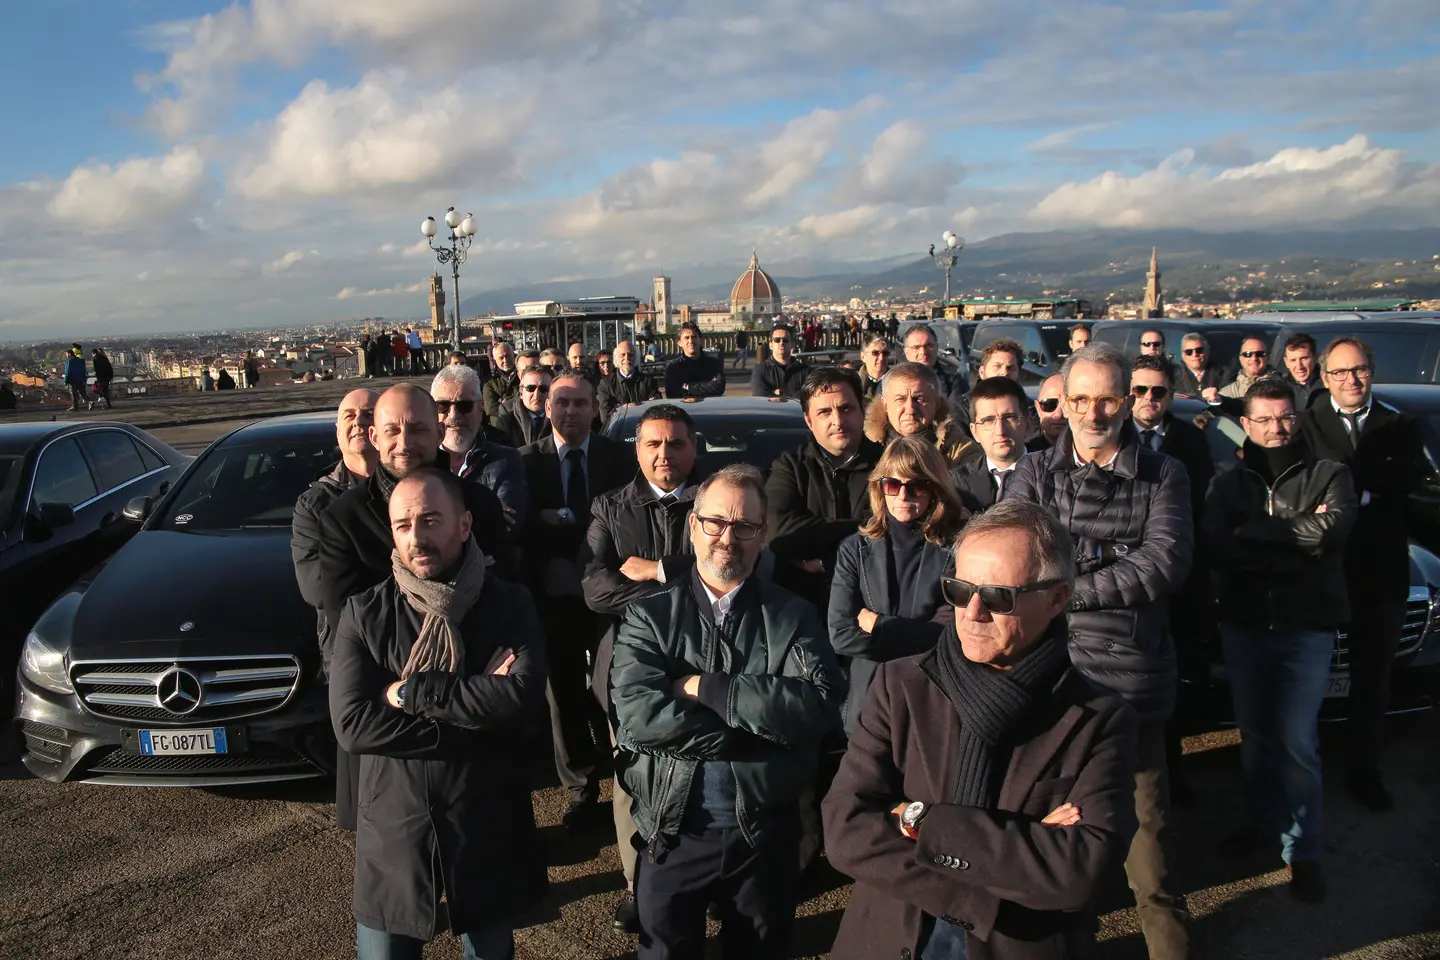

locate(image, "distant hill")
[[461, 228, 1440, 313]]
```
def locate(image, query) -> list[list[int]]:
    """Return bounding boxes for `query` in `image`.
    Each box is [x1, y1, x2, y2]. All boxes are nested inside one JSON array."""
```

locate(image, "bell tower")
[[428, 274, 446, 331], [653, 276, 672, 333]]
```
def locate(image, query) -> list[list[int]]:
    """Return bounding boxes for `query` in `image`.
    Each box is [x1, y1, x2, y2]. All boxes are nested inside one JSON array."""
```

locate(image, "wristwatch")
[[395, 679, 409, 708], [900, 800, 928, 838], [556, 507, 574, 524]]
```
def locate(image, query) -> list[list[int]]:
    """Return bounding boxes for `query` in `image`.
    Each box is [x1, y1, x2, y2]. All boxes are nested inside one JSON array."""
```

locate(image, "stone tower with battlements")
[[1142, 248, 1164, 319], [653, 276, 672, 333], [428, 275, 446, 331]]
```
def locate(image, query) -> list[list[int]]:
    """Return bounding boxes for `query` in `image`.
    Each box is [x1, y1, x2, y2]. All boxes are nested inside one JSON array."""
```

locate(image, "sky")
[[1, 0, 1438, 339]]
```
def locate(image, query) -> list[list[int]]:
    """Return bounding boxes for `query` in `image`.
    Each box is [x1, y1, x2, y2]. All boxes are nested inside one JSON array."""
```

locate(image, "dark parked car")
[[1, 422, 187, 657], [602, 396, 812, 474], [15, 413, 339, 786], [1090, 317, 1283, 373], [967, 318, 1083, 386], [1254, 315, 1440, 386]]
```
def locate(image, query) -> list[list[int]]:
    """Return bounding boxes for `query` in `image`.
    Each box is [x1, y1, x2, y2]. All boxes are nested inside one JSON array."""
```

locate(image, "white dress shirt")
[[700, 578, 744, 625]]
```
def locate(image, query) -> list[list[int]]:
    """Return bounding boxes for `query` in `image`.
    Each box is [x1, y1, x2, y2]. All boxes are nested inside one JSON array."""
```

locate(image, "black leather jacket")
[[1201, 443, 1358, 630]]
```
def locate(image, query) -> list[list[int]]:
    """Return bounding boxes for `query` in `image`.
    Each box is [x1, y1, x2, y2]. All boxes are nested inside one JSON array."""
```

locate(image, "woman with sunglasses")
[[828, 437, 965, 735]]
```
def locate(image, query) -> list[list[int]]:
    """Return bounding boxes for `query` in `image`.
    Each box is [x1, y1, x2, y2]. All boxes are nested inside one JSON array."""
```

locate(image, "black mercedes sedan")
[[15, 412, 338, 786]]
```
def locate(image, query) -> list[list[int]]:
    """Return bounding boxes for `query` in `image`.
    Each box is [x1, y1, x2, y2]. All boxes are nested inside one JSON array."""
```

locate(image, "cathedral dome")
[[729, 250, 782, 320]]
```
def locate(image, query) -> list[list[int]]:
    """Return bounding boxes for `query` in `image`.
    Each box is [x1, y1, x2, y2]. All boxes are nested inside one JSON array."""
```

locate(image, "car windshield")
[[1342, 331, 1436, 384], [161, 438, 337, 531], [0, 454, 20, 528], [610, 415, 812, 473]]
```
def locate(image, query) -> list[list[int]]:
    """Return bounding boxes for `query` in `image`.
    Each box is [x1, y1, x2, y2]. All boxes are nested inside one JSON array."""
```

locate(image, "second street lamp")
[[421, 206, 476, 349], [929, 230, 965, 308]]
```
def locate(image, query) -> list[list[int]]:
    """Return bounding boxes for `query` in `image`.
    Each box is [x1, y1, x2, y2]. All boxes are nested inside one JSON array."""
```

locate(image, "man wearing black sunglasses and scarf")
[[1002, 342, 1193, 960], [432, 364, 527, 533], [823, 499, 1139, 960]]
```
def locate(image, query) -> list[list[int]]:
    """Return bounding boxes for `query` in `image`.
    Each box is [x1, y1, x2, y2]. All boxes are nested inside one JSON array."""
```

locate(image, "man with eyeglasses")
[[1200, 378, 1357, 903], [1028, 374, 1067, 451], [1173, 332, 1227, 401], [1301, 336, 1426, 812], [823, 499, 1139, 960], [859, 335, 890, 398], [903, 324, 968, 409], [665, 323, 726, 399], [1003, 342, 1193, 960], [950, 376, 1030, 515], [494, 366, 553, 448], [482, 340, 519, 421], [1279, 333, 1323, 410], [431, 364, 527, 533], [611, 463, 841, 960], [750, 322, 813, 400], [598, 339, 662, 423], [1219, 337, 1280, 401], [1138, 330, 1166, 357]]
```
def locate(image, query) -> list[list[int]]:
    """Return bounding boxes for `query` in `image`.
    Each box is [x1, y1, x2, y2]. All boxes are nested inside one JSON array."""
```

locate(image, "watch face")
[[903, 801, 925, 825]]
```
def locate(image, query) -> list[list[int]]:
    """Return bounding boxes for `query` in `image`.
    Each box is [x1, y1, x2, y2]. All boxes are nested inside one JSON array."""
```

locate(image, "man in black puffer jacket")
[[749, 322, 812, 400], [1002, 342, 1193, 960]]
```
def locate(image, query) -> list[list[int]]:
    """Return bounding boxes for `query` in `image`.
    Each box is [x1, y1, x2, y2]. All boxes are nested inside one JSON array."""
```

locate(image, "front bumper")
[[14, 670, 334, 787]]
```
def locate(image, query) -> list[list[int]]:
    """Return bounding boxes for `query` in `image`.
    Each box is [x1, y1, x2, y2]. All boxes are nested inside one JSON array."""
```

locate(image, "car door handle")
[[99, 512, 118, 528]]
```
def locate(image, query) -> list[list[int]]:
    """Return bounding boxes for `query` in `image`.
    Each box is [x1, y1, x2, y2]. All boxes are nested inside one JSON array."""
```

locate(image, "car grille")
[[1333, 595, 1431, 671], [84, 745, 316, 776], [68, 656, 302, 725], [20, 720, 70, 763]]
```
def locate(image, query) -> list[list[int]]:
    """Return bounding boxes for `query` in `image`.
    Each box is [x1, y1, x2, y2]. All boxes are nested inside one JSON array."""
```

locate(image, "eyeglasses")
[[941, 576, 1062, 615], [1140, 340, 1164, 349], [1036, 397, 1061, 413], [1243, 414, 1298, 427], [693, 515, 763, 541], [1240, 350, 1268, 359], [521, 384, 549, 394], [1182, 347, 1205, 356], [771, 337, 791, 344], [972, 414, 1024, 430], [435, 399, 476, 414], [1065, 394, 1126, 416], [1131, 385, 1169, 400], [879, 477, 933, 497], [1324, 365, 1373, 382]]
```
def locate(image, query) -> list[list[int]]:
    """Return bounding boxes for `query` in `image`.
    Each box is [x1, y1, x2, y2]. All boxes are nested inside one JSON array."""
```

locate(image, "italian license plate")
[[1323, 675, 1351, 699], [138, 728, 228, 755]]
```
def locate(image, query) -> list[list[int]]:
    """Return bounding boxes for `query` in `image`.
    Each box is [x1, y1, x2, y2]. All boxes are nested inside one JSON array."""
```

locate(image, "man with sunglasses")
[[951, 375, 1030, 515], [432, 364, 527, 533], [611, 464, 841, 960], [823, 500, 1139, 960], [1301, 337, 1426, 812], [494, 366, 553, 448], [1002, 342, 1193, 960], [665, 323, 726, 399], [1028, 374, 1067, 452], [1173, 332, 1228, 400], [1202, 379, 1357, 902], [859, 335, 890, 399], [1139, 330, 1166, 357], [750, 322, 813, 400], [1219, 337, 1280, 401]]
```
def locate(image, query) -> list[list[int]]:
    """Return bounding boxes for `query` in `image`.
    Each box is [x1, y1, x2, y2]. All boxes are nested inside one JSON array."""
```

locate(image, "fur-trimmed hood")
[[863, 395, 973, 463]]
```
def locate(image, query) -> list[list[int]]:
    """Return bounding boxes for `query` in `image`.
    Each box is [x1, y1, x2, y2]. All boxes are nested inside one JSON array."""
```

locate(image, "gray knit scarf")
[[390, 538, 489, 680]]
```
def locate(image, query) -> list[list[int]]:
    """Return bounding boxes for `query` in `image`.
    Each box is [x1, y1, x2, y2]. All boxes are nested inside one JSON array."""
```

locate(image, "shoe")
[[612, 890, 639, 934], [1289, 860, 1327, 903], [1216, 825, 1272, 860], [561, 799, 605, 834], [1347, 770, 1394, 811], [86, 401, 94, 411]]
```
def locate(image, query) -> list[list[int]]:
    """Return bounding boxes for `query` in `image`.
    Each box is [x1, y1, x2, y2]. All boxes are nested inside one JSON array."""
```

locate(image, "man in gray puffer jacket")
[[1002, 342, 1193, 960]]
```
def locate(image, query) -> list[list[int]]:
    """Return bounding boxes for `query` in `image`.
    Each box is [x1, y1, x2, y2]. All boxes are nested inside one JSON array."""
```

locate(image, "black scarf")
[[1241, 439, 1305, 486], [933, 617, 1072, 807]]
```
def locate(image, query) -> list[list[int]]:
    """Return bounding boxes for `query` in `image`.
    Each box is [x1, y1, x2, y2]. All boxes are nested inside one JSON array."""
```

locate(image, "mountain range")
[[461, 228, 1440, 315]]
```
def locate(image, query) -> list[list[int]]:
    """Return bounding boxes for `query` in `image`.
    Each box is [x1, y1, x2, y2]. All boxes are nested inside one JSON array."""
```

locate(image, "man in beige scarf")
[[330, 467, 549, 959]]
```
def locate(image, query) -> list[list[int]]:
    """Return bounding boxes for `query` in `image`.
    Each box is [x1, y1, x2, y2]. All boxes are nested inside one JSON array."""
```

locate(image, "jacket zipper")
[[1239, 460, 1304, 629]]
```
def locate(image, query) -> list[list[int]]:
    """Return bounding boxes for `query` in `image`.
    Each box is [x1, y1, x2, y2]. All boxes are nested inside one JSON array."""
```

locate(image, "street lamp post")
[[420, 207, 476, 349], [929, 230, 965, 309]]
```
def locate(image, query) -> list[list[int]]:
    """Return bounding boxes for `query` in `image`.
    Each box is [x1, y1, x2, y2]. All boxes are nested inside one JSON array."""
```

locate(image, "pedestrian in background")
[[90, 348, 114, 410], [732, 328, 750, 371], [64, 344, 88, 410], [406, 328, 425, 374]]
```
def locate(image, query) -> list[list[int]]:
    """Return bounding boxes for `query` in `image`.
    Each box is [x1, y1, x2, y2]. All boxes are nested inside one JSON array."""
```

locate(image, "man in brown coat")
[[823, 500, 1139, 960]]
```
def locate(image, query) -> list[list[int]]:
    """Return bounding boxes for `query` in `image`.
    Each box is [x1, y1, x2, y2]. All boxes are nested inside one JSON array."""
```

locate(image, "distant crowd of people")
[[284, 319, 1419, 960], [360, 328, 430, 377]]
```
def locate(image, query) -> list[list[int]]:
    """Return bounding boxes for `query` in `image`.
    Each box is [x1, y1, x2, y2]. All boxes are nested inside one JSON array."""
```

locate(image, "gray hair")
[[1060, 342, 1130, 393], [952, 499, 1076, 585], [903, 324, 937, 346], [862, 334, 889, 353], [430, 363, 482, 398], [695, 463, 768, 518], [1180, 332, 1208, 352], [880, 360, 940, 396]]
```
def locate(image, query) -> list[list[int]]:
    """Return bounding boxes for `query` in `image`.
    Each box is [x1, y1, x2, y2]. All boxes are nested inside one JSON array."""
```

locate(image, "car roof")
[[617, 396, 805, 422], [219, 411, 337, 443], [0, 420, 144, 457], [1092, 317, 1280, 330], [1266, 316, 1440, 331], [1372, 384, 1440, 412]]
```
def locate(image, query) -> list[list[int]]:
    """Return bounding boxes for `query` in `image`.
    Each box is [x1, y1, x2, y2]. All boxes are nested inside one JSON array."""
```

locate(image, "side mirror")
[[123, 496, 154, 522], [37, 502, 76, 528]]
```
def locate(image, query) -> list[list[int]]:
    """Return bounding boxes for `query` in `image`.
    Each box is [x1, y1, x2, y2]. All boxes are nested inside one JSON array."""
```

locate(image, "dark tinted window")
[[162, 438, 337, 530], [134, 439, 165, 473], [0, 455, 21, 527], [78, 430, 146, 492], [31, 437, 98, 507], [1035, 324, 1072, 361], [1339, 331, 1437, 385]]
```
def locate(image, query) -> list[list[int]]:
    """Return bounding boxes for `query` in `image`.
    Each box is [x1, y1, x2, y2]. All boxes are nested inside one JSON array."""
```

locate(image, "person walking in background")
[[732, 328, 750, 371], [827, 436, 962, 737], [1203, 379, 1357, 902], [1002, 342, 1193, 960], [330, 468, 549, 960], [822, 500, 1140, 960], [242, 350, 261, 389], [361, 335, 376, 378], [406, 328, 425, 374], [611, 464, 842, 960], [1301, 336, 1427, 811], [64, 344, 88, 410], [89, 347, 114, 410]]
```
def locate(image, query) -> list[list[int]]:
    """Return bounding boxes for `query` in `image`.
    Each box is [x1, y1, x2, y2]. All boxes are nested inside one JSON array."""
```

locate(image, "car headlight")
[[20, 631, 73, 695]]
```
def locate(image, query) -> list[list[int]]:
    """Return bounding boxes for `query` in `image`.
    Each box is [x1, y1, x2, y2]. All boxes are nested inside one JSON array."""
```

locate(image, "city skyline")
[[3, 0, 1438, 339]]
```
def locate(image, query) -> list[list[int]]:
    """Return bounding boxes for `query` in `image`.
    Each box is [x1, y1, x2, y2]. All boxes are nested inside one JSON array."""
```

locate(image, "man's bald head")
[[390, 468, 472, 580], [336, 389, 379, 460], [371, 383, 441, 477]]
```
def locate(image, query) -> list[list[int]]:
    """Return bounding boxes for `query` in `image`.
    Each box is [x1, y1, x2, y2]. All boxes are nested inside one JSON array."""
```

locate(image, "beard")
[[699, 546, 746, 583]]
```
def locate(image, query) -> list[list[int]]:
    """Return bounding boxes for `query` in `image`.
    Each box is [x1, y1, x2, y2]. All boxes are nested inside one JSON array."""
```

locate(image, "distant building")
[[1142, 248, 1165, 319], [429, 275, 447, 333], [653, 276, 673, 332], [730, 251, 782, 323]]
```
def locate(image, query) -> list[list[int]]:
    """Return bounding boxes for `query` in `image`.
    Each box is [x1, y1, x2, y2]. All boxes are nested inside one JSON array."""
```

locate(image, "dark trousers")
[[542, 598, 606, 802], [1125, 721, 1189, 960], [96, 379, 113, 408], [68, 384, 87, 408], [636, 825, 800, 960], [1346, 589, 1405, 775]]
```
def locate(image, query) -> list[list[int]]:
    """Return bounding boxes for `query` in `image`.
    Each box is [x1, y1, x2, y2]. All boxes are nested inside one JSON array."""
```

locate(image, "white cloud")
[[262, 250, 306, 274], [1026, 122, 1119, 155], [1031, 135, 1440, 229], [232, 71, 530, 200], [333, 280, 427, 300], [47, 146, 210, 231]]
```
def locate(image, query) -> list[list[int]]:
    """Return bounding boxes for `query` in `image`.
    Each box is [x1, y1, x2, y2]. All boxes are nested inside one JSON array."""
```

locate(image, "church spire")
[[1142, 247, 1164, 319]]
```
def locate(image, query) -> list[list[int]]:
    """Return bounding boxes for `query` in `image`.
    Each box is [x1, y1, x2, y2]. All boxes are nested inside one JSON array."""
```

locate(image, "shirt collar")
[[1135, 418, 1167, 437], [1073, 445, 1121, 470], [648, 480, 684, 501], [1331, 395, 1372, 419], [701, 578, 745, 619], [556, 435, 592, 460], [986, 455, 1022, 474]]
